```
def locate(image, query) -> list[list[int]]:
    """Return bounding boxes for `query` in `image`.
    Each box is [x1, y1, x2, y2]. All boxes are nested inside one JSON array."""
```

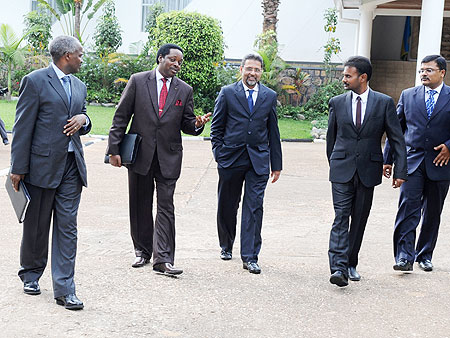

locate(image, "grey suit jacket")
[[11, 66, 91, 188], [106, 69, 202, 179], [326, 89, 407, 187]]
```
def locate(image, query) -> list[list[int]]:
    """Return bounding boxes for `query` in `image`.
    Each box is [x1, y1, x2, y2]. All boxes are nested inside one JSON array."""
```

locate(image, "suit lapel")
[[146, 70, 159, 117], [345, 91, 357, 132], [161, 76, 178, 117], [413, 85, 428, 120], [252, 84, 267, 116], [47, 66, 70, 111], [235, 81, 251, 115], [430, 83, 450, 120]]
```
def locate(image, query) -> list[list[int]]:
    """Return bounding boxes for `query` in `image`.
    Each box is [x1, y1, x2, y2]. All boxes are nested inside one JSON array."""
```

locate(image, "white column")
[[357, 3, 377, 58], [415, 0, 445, 85]]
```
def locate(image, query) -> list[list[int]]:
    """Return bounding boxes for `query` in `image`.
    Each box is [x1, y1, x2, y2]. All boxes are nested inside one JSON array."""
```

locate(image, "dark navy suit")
[[211, 81, 282, 263], [384, 84, 450, 264]]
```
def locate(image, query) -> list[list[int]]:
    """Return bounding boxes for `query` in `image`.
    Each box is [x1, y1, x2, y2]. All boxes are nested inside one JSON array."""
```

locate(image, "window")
[[31, 0, 59, 24], [142, 0, 193, 32]]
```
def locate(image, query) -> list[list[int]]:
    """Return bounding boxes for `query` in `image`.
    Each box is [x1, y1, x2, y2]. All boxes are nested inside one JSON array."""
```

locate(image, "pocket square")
[[175, 100, 183, 106]]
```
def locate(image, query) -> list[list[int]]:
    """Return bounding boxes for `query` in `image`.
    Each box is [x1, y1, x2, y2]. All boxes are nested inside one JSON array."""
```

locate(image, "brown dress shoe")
[[153, 263, 183, 275], [132, 256, 150, 268]]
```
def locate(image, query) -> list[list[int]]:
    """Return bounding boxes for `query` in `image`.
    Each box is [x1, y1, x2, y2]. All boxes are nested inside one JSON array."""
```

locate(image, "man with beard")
[[210, 53, 282, 274], [107, 43, 210, 276], [384, 55, 450, 273], [326, 56, 407, 287]]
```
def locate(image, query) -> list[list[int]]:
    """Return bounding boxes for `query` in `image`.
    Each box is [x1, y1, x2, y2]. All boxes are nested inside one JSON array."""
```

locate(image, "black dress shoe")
[[220, 250, 232, 260], [243, 262, 261, 274], [153, 263, 183, 276], [23, 281, 41, 295], [418, 259, 433, 272], [393, 258, 413, 271], [329, 271, 348, 287], [348, 266, 361, 281], [55, 294, 84, 310], [3, 139, 9, 145], [132, 256, 150, 268]]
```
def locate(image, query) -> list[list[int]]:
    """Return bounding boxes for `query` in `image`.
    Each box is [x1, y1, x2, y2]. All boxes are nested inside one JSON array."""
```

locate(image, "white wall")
[[0, 1, 30, 39]]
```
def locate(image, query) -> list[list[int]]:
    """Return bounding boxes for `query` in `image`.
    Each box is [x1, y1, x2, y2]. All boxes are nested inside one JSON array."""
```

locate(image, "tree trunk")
[[74, 0, 82, 39], [262, 0, 280, 34]]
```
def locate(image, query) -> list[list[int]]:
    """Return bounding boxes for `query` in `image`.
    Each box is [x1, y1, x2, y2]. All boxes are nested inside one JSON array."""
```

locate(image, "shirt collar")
[[425, 82, 443, 94], [51, 63, 68, 80], [352, 87, 369, 103], [242, 81, 259, 93], [156, 68, 172, 84]]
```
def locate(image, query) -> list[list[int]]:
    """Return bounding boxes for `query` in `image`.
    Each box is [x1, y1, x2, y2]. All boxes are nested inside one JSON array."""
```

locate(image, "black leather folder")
[[104, 133, 142, 165], [5, 174, 31, 223]]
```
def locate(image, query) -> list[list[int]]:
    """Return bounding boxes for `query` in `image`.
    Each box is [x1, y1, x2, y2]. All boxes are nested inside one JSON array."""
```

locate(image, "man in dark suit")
[[384, 55, 450, 273], [326, 56, 407, 287], [10, 36, 90, 310], [107, 44, 210, 276], [0, 115, 8, 145], [210, 53, 282, 274]]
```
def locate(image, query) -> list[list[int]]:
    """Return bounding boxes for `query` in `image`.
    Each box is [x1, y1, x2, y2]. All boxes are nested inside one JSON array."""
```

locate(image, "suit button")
[[248, 131, 251, 135], [249, 119, 253, 122], [356, 153, 360, 157], [427, 125, 430, 128], [357, 137, 361, 141], [425, 138, 429, 142]]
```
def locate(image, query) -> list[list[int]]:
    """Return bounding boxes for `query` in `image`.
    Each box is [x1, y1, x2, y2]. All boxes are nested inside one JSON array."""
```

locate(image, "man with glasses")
[[384, 55, 450, 272], [210, 54, 282, 274]]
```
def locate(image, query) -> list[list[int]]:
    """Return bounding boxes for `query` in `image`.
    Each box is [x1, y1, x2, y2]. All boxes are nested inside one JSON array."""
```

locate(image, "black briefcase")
[[104, 133, 142, 165]]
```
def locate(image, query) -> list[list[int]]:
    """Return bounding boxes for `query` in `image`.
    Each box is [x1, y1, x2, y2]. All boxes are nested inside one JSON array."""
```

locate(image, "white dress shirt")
[[156, 68, 172, 105], [425, 82, 443, 104], [351, 87, 370, 126], [242, 82, 259, 105]]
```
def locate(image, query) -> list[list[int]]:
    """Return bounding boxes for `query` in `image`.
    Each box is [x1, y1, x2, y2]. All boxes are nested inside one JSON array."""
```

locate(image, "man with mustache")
[[327, 56, 407, 287], [384, 55, 450, 273], [107, 43, 210, 276], [210, 54, 282, 274]]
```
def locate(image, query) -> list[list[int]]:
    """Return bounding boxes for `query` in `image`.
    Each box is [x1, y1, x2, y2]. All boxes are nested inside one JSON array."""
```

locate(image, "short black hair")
[[344, 56, 372, 81], [241, 53, 264, 69], [421, 54, 447, 72], [156, 43, 183, 64]]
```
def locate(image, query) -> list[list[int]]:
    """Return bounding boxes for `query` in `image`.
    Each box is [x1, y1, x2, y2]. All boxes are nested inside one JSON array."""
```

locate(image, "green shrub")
[[152, 11, 224, 113], [277, 105, 303, 120], [302, 80, 345, 120], [93, 0, 122, 57]]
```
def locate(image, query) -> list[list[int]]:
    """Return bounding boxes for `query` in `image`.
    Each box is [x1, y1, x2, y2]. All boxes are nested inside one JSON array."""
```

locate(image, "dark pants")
[[128, 153, 177, 265], [217, 162, 268, 263], [394, 160, 449, 263], [18, 153, 82, 298], [0, 117, 7, 143], [329, 173, 374, 274]]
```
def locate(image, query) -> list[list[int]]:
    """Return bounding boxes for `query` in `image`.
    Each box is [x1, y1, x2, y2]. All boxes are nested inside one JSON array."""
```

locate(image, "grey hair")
[[49, 36, 82, 62], [241, 53, 264, 69]]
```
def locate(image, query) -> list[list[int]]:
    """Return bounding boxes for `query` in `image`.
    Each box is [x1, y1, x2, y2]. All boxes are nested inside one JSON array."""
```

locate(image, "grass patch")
[[0, 100, 312, 139]]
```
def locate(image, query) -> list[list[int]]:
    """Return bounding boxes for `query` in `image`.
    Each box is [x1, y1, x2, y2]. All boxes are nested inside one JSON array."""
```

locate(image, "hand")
[[383, 164, 392, 178], [64, 114, 87, 136], [270, 170, 281, 183], [109, 155, 122, 167], [392, 178, 405, 188], [10, 173, 25, 192], [433, 144, 450, 166], [195, 113, 212, 128]]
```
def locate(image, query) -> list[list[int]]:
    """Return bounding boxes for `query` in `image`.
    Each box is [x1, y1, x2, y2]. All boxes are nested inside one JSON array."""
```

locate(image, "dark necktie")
[[356, 96, 362, 129], [62, 75, 71, 105], [248, 89, 254, 112], [159, 78, 168, 117], [426, 89, 437, 119]]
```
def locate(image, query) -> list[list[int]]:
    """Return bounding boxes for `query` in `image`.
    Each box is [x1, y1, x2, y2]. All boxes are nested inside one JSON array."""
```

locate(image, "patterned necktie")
[[62, 75, 71, 105], [248, 89, 254, 113], [426, 89, 437, 119], [159, 78, 168, 117], [356, 96, 362, 129]]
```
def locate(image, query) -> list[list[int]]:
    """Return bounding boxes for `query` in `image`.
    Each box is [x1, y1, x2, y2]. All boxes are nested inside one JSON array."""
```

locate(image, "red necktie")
[[159, 78, 168, 117], [356, 96, 362, 129]]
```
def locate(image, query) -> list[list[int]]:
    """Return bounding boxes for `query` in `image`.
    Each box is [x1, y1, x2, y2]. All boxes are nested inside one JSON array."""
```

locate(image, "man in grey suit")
[[326, 56, 407, 287], [10, 36, 90, 310]]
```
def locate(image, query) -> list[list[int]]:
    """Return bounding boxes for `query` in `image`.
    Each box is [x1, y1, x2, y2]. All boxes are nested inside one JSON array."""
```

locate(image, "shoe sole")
[[348, 276, 360, 281], [393, 265, 413, 271], [153, 270, 183, 276], [220, 256, 232, 261], [24, 290, 41, 295], [56, 299, 84, 310], [418, 266, 433, 272], [330, 276, 348, 287]]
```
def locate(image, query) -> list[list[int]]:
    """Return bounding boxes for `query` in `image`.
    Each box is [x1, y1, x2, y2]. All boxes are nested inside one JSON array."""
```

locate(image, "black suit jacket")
[[327, 89, 407, 187], [11, 66, 90, 188], [384, 84, 450, 181], [210, 81, 282, 175]]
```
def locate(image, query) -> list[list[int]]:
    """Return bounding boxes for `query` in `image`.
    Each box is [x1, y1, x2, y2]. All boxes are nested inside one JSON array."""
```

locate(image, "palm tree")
[[37, 0, 108, 40], [0, 24, 28, 100], [262, 0, 280, 35]]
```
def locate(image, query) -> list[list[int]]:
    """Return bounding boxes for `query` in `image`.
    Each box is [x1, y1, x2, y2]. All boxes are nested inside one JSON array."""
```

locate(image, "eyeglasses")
[[244, 67, 262, 74], [418, 68, 441, 74]]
